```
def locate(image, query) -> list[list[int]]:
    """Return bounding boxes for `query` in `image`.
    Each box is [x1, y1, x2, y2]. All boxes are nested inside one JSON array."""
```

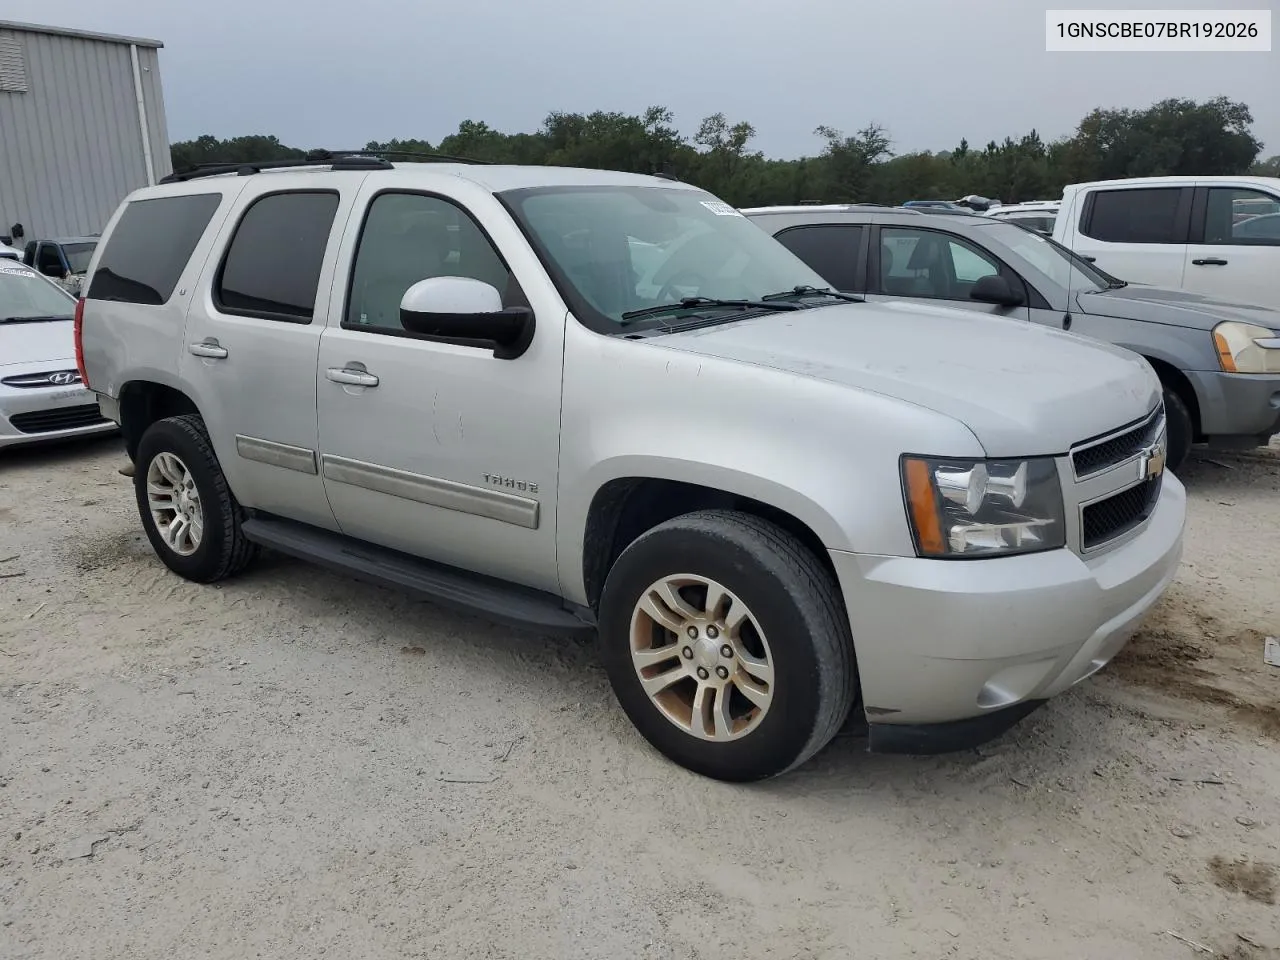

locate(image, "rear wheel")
[[598, 510, 857, 781], [134, 415, 258, 583]]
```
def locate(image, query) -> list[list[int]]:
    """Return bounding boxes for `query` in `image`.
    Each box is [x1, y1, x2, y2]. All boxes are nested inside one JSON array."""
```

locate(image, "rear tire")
[[134, 415, 258, 583], [598, 510, 857, 782], [1162, 386, 1193, 472]]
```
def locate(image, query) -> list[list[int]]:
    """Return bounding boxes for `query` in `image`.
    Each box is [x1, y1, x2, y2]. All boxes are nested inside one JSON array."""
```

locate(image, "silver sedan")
[[0, 262, 116, 449]]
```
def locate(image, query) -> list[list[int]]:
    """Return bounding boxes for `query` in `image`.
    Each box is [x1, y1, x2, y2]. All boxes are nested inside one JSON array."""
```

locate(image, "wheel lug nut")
[[686, 626, 698, 639], [720, 644, 733, 658], [696, 667, 709, 680], [715, 665, 729, 680], [706, 625, 718, 639], [682, 646, 693, 659]]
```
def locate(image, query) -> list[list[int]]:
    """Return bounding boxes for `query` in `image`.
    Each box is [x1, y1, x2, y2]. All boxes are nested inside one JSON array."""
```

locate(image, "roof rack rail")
[[159, 148, 491, 184]]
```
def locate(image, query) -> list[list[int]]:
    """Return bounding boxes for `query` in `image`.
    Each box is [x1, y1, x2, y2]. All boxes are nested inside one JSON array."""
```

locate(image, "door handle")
[[326, 366, 379, 387], [188, 339, 228, 359], [1080, 255, 1096, 262], [1191, 258, 1228, 266]]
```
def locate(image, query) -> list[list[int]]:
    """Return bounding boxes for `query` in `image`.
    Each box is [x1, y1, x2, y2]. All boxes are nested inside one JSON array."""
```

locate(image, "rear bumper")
[[831, 473, 1185, 742], [1185, 370, 1280, 440]]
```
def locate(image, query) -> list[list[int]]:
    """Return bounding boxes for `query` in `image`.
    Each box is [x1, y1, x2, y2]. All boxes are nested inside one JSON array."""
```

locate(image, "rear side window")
[[773, 224, 863, 291], [87, 193, 221, 304], [1082, 188, 1184, 244], [1204, 188, 1280, 246], [215, 191, 339, 323]]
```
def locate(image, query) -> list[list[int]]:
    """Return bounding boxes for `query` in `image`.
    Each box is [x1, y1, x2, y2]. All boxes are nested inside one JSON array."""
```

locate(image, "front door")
[[1182, 185, 1280, 309], [315, 185, 564, 593], [864, 226, 1032, 322]]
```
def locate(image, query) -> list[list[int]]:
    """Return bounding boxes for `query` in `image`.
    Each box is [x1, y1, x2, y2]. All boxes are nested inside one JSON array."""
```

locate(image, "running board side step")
[[241, 515, 597, 638]]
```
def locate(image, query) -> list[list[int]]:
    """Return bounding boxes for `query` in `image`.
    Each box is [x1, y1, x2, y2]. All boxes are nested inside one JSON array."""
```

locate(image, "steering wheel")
[[656, 270, 709, 303]]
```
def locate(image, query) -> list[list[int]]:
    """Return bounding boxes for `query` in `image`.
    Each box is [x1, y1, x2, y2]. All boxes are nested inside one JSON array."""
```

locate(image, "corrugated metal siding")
[[0, 27, 170, 239]]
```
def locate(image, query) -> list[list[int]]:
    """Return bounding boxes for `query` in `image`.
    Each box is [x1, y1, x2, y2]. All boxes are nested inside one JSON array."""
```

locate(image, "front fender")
[[555, 327, 983, 604]]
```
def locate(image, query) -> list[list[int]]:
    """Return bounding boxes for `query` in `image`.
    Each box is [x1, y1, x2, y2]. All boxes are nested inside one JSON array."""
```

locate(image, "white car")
[[1053, 176, 1280, 309], [0, 242, 22, 260], [0, 261, 115, 449], [985, 201, 1060, 236]]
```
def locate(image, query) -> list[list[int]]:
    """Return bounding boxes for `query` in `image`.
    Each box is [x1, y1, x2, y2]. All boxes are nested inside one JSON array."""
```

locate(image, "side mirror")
[[40, 263, 67, 279], [969, 274, 1025, 307], [399, 277, 534, 360]]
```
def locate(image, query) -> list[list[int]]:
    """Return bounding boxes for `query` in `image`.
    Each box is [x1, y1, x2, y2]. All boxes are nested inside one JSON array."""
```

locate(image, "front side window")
[[88, 193, 222, 305], [36, 244, 64, 276], [773, 224, 863, 291], [216, 191, 339, 323], [1205, 188, 1280, 245], [878, 227, 1002, 300], [61, 242, 96, 274], [1083, 188, 1184, 244], [498, 185, 831, 332], [0, 263, 77, 321], [978, 220, 1108, 294], [346, 192, 514, 333]]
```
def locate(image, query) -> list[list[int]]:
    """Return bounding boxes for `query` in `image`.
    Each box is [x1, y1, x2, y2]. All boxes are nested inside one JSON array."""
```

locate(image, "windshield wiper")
[[1, 314, 73, 324], [761, 284, 864, 303], [619, 296, 801, 326]]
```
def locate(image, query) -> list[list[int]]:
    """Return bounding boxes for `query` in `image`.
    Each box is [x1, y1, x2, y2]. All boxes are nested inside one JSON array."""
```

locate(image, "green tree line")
[[171, 96, 1273, 208]]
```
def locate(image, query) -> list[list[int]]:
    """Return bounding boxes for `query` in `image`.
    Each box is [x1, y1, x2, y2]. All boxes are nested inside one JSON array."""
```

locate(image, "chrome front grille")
[[1071, 405, 1165, 479], [1, 369, 82, 389], [1068, 402, 1167, 553], [1080, 475, 1163, 549]]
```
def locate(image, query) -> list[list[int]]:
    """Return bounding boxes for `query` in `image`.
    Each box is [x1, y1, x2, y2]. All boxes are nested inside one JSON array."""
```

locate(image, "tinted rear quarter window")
[[1083, 188, 1183, 244], [215, 191, 340, 323], [773, 224, 863, 291], [87, 193, 222, 304]]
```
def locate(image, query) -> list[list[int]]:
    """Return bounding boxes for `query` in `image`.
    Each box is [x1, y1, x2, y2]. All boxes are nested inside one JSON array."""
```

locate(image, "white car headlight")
[[901, 456, 1066, 558], [1213, 321, 1280, 374]]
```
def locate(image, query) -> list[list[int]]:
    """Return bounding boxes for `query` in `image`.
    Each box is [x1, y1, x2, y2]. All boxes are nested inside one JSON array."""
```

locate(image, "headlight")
[[1213, 321, 1280, 374], [900, 455, 1065, 558]]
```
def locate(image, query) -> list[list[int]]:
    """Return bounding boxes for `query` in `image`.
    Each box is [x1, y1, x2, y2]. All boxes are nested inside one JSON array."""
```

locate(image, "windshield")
[[0, 263, 77, 321], [498, 185, 832, 332], [977, 220, 1112, 293], [62, 242, 97, 274]]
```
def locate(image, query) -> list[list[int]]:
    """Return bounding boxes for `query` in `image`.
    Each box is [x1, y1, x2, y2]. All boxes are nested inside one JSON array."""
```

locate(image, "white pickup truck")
[[1052, 176, 1280, 309]]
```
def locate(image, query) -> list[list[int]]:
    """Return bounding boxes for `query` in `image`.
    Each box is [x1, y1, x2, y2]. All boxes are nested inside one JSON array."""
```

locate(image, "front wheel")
[[1162, 386, 1194, 472], [598, 510, 857, 781], [134, 415, 258, 583]]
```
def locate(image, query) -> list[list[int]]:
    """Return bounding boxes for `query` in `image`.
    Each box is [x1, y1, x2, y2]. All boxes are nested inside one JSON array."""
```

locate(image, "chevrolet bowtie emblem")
[[1140, 443, 1166, 479]]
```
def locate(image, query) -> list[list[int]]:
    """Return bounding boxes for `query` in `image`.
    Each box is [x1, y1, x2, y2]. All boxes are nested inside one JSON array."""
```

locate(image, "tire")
[[1162, 386, 1193, 472], [134, 414, 258, 583], [597, 510, 857, 782]]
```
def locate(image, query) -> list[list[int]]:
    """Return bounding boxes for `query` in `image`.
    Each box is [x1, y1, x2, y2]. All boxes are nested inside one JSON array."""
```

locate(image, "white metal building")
[[0, 20, 172, 242]]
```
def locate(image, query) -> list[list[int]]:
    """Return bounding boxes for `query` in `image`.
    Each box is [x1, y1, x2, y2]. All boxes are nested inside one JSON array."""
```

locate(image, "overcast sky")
[[35, 0, 1280, 159]]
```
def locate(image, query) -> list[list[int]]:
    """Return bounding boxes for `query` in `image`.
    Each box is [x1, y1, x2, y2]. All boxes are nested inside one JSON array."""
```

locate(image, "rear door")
[[864, 225, 1032, 321], [770, 223, 866, 292], [1182, 184, 1280, 308], [180, 175, 365, 531], [1071, 185, 1192, 287]]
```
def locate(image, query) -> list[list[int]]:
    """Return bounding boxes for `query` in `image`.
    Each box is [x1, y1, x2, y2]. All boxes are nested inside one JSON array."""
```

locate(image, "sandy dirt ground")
[[2, 436, 1278, 960]]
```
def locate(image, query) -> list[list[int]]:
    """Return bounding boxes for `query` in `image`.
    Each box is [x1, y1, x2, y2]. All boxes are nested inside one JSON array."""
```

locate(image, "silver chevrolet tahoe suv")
[[76, 153, 1186, 781]]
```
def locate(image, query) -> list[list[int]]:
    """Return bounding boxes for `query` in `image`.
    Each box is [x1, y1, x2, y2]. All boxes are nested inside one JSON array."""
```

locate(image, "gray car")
[[743, 204, 1280, 470], [0, 261, 114, 449]]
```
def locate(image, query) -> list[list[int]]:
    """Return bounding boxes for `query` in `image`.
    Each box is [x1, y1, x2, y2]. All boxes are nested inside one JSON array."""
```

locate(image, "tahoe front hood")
[[0, 319, 76, 368], [666, 300, 1159, 457]]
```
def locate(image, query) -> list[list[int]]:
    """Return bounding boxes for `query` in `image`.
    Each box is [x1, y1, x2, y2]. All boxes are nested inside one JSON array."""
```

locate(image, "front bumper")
[[831, 472, 1185, 740], [0, 379, 116, 449], [1185, 370, 1280, 441]]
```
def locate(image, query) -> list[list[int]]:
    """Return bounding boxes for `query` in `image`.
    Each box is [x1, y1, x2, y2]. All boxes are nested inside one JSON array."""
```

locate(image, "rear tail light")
[[74, 297, 89, 388]]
